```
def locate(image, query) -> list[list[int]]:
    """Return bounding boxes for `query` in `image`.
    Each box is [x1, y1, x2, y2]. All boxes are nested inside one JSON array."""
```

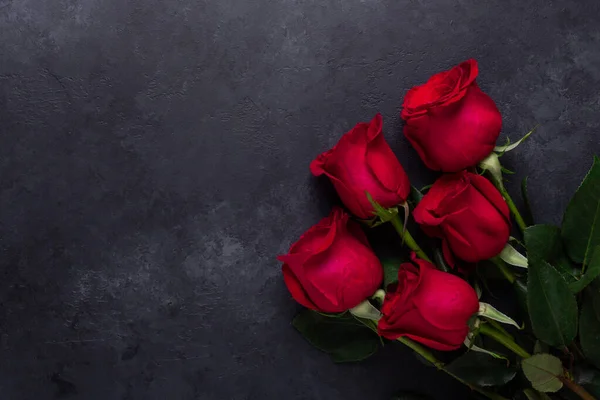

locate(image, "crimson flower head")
[[278, 208, 383, 313], [401, 59, 502, 172], [378, 254, 479, 351], [310, 113, 411, 219], [413, 171, 510, 265]]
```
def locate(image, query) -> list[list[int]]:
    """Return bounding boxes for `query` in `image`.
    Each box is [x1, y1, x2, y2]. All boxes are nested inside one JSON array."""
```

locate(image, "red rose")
[[278, 208, 383, 313], [378, 255, 479, 350], [310, 114, 411, 219], [413, 171, 510, 265], [401, 59, 502, 172]]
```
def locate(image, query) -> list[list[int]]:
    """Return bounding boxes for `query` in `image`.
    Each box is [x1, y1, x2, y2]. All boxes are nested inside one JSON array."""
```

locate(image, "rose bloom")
[[311, 113, 410, 219], [278, 207, 383, 313], [401, 59, 502, 172], [378, 255, 479, 350], [413, 171, 510, 265]]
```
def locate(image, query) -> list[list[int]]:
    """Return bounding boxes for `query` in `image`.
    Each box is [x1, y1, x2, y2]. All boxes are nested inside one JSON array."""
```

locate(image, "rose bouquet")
[[278, 59, 600, 400]]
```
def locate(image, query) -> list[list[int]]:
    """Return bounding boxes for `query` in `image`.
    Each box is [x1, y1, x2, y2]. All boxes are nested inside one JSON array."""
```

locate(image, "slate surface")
[[1, 0, 600, 399]]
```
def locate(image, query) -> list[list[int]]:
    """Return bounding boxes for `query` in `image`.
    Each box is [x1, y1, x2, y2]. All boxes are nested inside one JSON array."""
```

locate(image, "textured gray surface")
[[1, 0, 600, 399]]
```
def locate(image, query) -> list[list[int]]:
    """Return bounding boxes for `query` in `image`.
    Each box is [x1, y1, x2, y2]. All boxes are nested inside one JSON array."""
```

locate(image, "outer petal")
[[410, 254, 436, 269], [423, 85, 501, 172], [401, 59, 479, 119], [441, 175, 510, 261], [401, 87, 426, 119], [403, 115, 441, 171], [317, 122, 375, 218], [377, 257, 475, 350], [457, 59, 479, 91], [310, 150, 329, 176], [404, 326, 469, 351], [286, 207, 344, 256], [318, 115, 409, 218], [282, 264, 319, 310], [413, 173, 466, 227], [434, 172, 472, 215], [468, 172, 510, 221], [346, 218, 372, 248], [366, 115, 411, 201], [302, 215, 383, 312], [442, 222, 478, 262], [412, 265, 479, 331], [379, 306, 468, 351], [327, 173, 372, 219], [277, 208, 347, 312]]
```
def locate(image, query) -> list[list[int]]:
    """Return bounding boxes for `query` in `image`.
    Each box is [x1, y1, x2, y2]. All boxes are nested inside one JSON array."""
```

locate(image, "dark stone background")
[[1, 0, 599, 399]]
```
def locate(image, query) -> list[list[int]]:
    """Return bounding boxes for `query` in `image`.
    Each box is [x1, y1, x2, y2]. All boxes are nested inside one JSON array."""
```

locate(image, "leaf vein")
[[582, 200, 600, 271], [535, 266, 565, 346]]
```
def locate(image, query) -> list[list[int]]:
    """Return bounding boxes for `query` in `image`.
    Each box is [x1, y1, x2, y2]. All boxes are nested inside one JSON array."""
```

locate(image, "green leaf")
[[522, 353, 564, 393], [474, 279, 483, 299], [499, 243, 528, 268], [525, 225, 577, 284], [445, 351, 517, 387], [527, 260, 578, 347], [562, 156, 600, 264], [349, 300, 382, 321], [293, 310, 380, 363], [514, 278, 529, 315], [522, 176, 535, 226], [510, 235, 525, 247], [494, 127, 536, 154], [464, 330, 509, 362], [569, 246, 600, 293], [592, 279, 600, 320], [478, 302, 522, 329], [382, 258, 402, 287], [316, 311, 348, 318], [579, 294, 600, 369]]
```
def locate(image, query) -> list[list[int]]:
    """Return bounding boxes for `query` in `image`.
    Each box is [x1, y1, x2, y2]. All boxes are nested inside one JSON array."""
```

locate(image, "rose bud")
[[278, 207, 383, 313], [400, 59, 502, 172], [413, 171, 510, 265], [310, 113, 411, 219], [378, 255, 479, 350]]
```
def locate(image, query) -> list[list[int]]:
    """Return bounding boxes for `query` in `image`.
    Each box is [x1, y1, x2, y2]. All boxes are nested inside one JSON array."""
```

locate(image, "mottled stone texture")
[[0, 0, 599, 399]]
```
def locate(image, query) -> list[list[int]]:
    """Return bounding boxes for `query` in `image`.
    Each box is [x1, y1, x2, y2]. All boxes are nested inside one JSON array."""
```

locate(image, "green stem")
[[480, 323, 597, 400], [479, 323, 531, 358], [487, 319, 514, 341], [397, 336, 444, 368], [560, 377, 598, 400], [490, 257, 516, 284], [396, 337, 508, 400], [389, 214, 432, 262], [490, 177, 528, 233]]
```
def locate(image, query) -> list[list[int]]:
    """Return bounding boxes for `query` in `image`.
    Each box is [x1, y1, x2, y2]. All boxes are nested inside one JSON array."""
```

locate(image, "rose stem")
[[488, 175, 528, 233], [487, 319, 514, 341], [478, 323, 530, 358], [560, 377, 598, 400], [389, 214, 432, 262], [490, 257, 516, 283], [479, 324, 597, 400], [396, 337, 508, 400]]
